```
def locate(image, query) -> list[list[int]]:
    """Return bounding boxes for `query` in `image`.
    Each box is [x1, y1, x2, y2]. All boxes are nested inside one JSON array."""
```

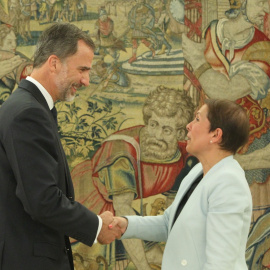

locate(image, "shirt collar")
[[26, 76, 54, 110]]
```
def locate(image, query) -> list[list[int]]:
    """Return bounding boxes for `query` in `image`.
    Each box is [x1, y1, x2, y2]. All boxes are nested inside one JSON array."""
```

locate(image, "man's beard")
[[56, 81, 80, 102], [61, 86, 75, 102], [140, 128, 178, 161], [55, 65, 80, 102], [61, 84, 80, 102]]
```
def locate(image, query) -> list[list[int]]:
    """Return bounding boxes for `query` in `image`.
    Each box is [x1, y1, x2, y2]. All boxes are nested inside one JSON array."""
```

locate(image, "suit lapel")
[[18, 80, 74, 200], [19, 79, 50, 110]]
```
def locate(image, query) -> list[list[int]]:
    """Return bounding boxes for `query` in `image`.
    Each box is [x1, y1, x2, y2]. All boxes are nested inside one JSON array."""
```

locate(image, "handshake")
[[97, 211, 128, 245]]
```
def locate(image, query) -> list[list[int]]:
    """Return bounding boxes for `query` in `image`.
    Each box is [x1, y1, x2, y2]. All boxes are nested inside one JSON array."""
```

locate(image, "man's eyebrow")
[[162, 125, 173, 131], [79, 66, 91, 71]]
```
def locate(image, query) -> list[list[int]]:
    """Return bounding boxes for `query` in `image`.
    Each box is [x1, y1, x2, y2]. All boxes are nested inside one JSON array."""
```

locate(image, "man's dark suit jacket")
[[0, 80, 99, 270]]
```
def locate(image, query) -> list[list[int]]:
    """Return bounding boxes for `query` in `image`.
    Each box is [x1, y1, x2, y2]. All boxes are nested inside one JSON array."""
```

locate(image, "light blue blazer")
[[122, 156, 252, 270]]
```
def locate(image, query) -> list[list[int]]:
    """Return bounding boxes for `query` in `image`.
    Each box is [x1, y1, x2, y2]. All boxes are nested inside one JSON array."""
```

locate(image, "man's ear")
[[47, 55, 60, 71], [177, 128, 186, 141]]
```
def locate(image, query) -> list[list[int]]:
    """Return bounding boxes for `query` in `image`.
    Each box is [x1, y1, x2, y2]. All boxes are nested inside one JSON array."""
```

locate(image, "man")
[[71, 86, 197, 269], [0, 23, 121, 270]]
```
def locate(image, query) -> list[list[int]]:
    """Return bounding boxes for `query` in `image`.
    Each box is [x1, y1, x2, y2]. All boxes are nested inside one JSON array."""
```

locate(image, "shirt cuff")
[[94, 215, 102, 243]]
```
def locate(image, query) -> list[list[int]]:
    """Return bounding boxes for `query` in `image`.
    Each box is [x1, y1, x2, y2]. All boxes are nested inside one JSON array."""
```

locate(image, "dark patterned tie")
[[51, 106, 58, 125]]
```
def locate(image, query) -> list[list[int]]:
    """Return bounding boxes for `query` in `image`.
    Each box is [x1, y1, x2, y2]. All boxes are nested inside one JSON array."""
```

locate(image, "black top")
[[172, 173, 204, 227]]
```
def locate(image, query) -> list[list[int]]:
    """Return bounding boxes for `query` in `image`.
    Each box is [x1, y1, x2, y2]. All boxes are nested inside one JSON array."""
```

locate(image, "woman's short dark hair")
[[205, 99, 250, 154], [33, 23, 95, 68]]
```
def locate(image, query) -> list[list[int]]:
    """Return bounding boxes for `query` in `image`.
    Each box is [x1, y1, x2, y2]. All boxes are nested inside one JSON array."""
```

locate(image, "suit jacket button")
[[181, 259, 187, 266]]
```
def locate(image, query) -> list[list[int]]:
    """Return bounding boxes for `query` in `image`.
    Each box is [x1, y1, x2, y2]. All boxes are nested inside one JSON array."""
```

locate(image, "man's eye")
[[163, 129, 172, 135]]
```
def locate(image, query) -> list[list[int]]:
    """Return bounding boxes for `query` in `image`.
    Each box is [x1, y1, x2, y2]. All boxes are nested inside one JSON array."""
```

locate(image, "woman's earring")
[[210, 140, 213, 143]]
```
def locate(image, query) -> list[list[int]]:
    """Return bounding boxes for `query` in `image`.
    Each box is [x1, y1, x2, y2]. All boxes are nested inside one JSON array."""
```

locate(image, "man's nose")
[[155, 128, 163, 140], [81, 72, 90, 86]]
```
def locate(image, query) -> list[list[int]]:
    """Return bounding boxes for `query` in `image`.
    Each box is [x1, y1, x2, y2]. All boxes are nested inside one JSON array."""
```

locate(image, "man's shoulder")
[[3, 83, 38, 107], [203, 19, 218, 38], [254, 28, 270, 42], [0, 87, 28, 113], [91, 126, 144, 168], [0, 83, 44, 123], [99, 126, 144, 156]]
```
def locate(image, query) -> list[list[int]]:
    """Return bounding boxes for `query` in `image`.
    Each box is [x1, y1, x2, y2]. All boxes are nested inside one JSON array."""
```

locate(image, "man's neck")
[[30, 66, 57, 102]]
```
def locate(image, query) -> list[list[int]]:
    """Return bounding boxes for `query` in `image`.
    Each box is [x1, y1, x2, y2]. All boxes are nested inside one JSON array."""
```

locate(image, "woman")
[[113, 99, 252, 270]]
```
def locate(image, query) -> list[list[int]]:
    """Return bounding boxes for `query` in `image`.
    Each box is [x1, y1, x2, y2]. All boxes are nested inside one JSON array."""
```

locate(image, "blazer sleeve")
[[5, 105, 99, 246], [203, 167, 252, 270], [122, 205, 171, 242]]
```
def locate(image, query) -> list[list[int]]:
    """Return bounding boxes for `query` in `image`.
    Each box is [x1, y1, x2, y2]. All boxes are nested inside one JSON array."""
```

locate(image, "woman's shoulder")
[[208, 158, 250, 197]]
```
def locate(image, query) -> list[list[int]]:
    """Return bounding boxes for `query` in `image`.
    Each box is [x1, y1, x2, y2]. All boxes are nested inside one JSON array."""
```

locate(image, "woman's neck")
[[199, 149, 232, 176]]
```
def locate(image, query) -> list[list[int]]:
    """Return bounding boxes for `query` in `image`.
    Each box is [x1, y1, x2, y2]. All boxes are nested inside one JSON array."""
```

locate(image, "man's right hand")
[[97, 211, 122, 244]]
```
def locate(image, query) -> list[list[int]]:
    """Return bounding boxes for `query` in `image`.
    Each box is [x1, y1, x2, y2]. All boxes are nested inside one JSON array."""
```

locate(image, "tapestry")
[[0, 0, 269, 269]]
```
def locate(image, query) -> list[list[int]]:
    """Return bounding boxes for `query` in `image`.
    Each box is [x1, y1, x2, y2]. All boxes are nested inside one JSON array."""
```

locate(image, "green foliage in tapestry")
[[56, 99, 126, 162]]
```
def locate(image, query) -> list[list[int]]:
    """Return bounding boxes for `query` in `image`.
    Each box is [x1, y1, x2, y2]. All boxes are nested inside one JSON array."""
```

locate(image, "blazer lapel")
[[169, 163, 203, 230]]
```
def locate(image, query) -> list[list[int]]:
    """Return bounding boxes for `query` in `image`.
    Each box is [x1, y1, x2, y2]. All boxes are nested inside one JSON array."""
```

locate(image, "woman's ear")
[[211, 128, 223, 143]]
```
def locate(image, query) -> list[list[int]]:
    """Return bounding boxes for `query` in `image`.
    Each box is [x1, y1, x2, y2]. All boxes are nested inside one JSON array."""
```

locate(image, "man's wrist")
[[94, 215, 102, 243]]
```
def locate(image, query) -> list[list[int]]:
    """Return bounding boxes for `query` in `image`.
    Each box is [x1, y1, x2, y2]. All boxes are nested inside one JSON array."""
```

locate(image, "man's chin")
[[148, 145, 165, 152], [65, 94, 76, 102], [142, 150, 174, 161]]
